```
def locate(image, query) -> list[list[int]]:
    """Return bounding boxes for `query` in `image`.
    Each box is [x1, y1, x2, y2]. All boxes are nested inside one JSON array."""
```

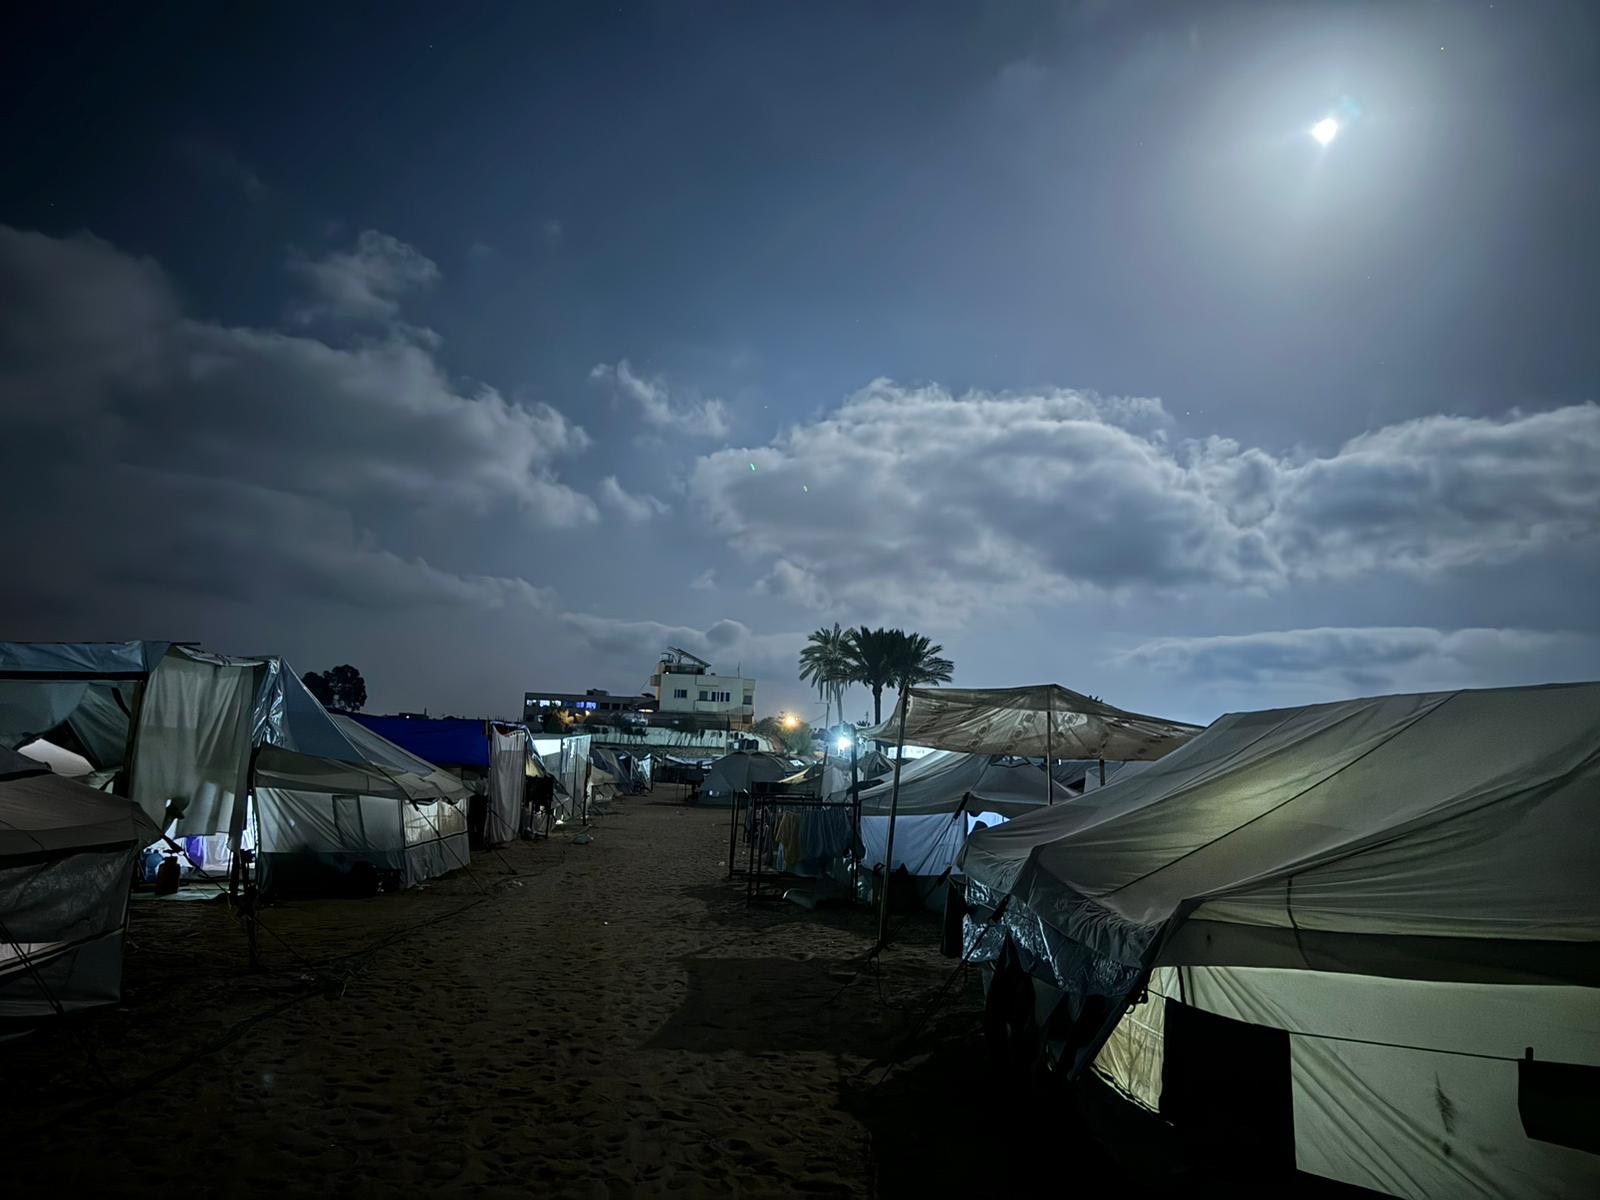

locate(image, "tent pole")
[[850, 733, 860, 903], [875, 693, 911, 954], [1098, 758, 1106, 787], [1045, 688, 1054, 806]]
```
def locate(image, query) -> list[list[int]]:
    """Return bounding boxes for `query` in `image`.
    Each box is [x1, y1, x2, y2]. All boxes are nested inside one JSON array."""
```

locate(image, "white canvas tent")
[[1, 746, 160, 1023], [960, 683, 1600, 1197], [0, 642, 472, 896], [854, 750, 1076, 887], [252, 715, 470, 896]]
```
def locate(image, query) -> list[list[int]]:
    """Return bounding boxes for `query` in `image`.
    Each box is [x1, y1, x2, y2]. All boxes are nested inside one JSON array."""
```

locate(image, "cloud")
[[690, 569, 718, 591], [1119, 626, 1600, 696], [590, 359, 731, 438], [287, 229, 441, 323], [0, 224, 597, 527], [543, 218, 564, 245], [688, 379, 1600, 619], [176, 140, 267, 201], [597, 475, 669, 521]]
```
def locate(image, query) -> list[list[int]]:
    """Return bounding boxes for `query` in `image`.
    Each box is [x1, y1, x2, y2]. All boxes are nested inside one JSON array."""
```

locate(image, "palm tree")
[[845, 627, 956, 724], [798, 622, 852, 728], [888, 631, 954, 697], [844, 626, 901, 725]]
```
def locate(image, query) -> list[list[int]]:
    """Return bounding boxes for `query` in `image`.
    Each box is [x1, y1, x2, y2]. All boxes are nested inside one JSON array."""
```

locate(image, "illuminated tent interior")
[[960, 682, 1600, 1198], [0, 745, 160, 1024], [0, 642, 470, 897], [850, 750, 1077, 905]]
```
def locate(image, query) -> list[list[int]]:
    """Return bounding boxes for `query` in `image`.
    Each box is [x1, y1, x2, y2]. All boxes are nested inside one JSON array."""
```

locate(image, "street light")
[[835, 734, 853, 754], [782, 712, 799, 730]]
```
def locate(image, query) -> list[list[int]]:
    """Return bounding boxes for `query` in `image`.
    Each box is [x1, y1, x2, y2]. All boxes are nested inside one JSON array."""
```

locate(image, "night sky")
[[3, 1, 1597, 723]]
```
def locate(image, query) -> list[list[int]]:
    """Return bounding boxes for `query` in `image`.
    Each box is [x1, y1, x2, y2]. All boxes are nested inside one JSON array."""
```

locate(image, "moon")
[[1310, 117, 1340, 146]]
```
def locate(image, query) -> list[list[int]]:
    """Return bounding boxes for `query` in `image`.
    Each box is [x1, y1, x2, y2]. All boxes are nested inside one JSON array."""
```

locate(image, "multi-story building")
[[650, 647, 755, 731], [518, 652, 755, 748], [522, 688, 655, 719]]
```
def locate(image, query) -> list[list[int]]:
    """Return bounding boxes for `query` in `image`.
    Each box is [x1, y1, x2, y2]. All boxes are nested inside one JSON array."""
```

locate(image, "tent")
[[347, 716, 548, 847], [698, 751, 795, 806], [866, 684, 1202, 761], [0, 642, 472, 895], [1, 746, 160, 1023], [531, 732, 592, 824], [590, 746, 648, 794], [960, 683, 1600, 1197], [854, 751, 1076, 892], [252, 714, 470, 896]]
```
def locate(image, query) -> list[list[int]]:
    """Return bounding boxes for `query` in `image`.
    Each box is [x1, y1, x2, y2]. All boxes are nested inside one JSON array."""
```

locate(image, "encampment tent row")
[[0, 641, 471, 897]]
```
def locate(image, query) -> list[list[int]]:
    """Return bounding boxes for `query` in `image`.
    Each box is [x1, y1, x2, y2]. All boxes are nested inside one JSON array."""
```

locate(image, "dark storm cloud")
[[1119, 626, 1600, 697], [0, 225, 598, 526], [689, 380, 1600, 619]]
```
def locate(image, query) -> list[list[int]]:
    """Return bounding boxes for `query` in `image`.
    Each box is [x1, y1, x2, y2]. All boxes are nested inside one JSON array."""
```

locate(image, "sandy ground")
[[2, 785, 1103, 1197]]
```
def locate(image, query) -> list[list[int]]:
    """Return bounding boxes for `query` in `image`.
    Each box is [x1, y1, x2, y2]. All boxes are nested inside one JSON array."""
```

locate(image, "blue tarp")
[[346, 715, 492, 768]]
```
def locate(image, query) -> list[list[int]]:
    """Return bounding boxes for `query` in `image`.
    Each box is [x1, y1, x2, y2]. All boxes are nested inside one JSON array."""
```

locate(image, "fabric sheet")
[[866, 684, 1201, 760]]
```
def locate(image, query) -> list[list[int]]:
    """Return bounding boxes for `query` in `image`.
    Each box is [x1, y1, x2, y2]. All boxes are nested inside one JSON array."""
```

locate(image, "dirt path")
[[3, 788, 1014, 1197]]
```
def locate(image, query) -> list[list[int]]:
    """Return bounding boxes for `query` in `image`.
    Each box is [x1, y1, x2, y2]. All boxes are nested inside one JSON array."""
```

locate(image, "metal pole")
[[1045, 687, 1054, 805], [1098, 758, 1106, 787], [875, 693, 912, 953], [850, 733, 860, 902]]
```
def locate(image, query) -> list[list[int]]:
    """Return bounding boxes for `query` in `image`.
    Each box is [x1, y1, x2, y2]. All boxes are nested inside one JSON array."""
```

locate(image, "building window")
[[698, 690, 710, 701], [673, 688, 688, 699], [743, 693, 753, 706]]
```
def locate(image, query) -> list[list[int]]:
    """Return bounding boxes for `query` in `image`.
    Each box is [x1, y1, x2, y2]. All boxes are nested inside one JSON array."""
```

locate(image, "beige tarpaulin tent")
[[960, 682, 1600, 1198], [865, 684, 1202, 760]]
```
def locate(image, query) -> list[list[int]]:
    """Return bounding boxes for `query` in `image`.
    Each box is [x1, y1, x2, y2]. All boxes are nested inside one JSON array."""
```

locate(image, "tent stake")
[[875, 694, 912, 953]]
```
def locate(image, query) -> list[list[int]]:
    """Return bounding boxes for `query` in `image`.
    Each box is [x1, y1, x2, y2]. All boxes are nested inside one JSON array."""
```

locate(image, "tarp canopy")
[[963, 682, 1600, 1023], [1, 747, 158, 1020], [866, 684, 1202, 761]]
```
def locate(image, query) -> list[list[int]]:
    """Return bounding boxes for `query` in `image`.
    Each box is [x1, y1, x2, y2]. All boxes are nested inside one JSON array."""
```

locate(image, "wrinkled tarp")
[[961, 682, 1600, 1089], [866, 684, 1202, 761], [0, 747, 158, 1019]]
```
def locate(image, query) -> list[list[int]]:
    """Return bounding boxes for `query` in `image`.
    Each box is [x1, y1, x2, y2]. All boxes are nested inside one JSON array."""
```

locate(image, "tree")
[[843, 626, 899, 725], [753, 715, 814, 757], [844, 627, 954, 724], [303, 664, 368, 712], [888, 631, 954, 696], [798, 622, 852, 728]]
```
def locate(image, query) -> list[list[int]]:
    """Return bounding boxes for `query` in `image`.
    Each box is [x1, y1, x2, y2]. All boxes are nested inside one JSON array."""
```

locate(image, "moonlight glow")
[[1310, 117, 1340, 146]]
